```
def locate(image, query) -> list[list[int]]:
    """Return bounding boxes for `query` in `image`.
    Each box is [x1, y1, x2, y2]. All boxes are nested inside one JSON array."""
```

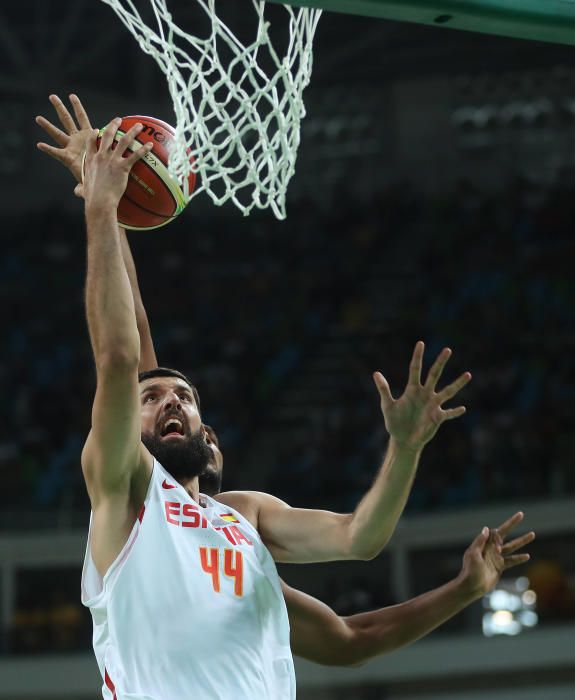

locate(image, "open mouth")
[[160, 417, 185, 438]]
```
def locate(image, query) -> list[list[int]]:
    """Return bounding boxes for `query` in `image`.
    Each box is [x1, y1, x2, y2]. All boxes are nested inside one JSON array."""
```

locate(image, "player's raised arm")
[[286, 512, 534, 666], [36, 95, 159, 374], [222, 342, 471, 563], [80, 121, 154, 505]]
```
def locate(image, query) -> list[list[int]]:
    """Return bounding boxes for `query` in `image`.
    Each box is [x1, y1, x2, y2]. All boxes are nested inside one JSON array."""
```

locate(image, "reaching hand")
[[78, 118, 152, 212], [373, 341, 471, 451], [36, 94, 94, 184], [460, 512, 535, 599]]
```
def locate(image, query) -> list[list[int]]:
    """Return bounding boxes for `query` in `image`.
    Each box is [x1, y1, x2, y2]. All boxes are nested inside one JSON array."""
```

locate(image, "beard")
[[142, 428, 213, 481]]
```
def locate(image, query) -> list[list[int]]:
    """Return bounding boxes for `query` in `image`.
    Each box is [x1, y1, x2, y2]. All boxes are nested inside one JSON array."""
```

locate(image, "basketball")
[[85, 115, 196, 231]]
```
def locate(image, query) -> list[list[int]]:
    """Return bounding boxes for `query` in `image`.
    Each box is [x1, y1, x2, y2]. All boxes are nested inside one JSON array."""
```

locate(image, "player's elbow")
[[346, 520, 390, 560], [348, 540, 387, 561], [95, 349, 140, 374], [324, 639, 370, 668]]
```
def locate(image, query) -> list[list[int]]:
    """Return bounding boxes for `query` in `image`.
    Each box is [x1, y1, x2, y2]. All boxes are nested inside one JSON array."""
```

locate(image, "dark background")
[[0, 0, 574, 659]]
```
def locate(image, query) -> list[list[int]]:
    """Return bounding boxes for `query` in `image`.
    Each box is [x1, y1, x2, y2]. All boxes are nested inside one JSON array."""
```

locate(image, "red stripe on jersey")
[[104, 669, 117, 700], [138, 504, 146, 523]]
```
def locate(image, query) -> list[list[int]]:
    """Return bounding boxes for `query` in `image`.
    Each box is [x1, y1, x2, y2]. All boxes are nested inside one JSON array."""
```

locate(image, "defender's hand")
[[459, 512, 535, 599], [78, 119, 152, 211], [36, 94, 93, 184], [373, 341, 471, 451]]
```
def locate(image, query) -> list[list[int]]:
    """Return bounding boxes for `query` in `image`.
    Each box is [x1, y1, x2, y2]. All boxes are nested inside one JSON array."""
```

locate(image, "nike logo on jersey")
[[162, 479, 176, 489]]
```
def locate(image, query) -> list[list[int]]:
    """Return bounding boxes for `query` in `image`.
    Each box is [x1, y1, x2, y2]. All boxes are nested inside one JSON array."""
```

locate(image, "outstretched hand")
[[460, 512, 535, 598], [36, 94, 93, 185], [373, 341, 471, 451], [79, 119, 152, 211]]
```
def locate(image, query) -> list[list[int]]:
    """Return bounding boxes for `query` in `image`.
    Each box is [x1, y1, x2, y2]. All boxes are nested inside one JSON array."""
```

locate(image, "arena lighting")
[[482, 576, 539, 637]]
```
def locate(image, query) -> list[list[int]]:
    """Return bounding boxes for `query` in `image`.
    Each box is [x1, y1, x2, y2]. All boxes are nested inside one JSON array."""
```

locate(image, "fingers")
[[470, 526, 490, 551], [496, 511, 524, 538], [86, 128, 99, 157], [373, 372, 393, 411], [442, 405, 466, 421], [35, 115, 69, 147], [115, 122, 144, 161], [69, 94, 92, 130], [503, 553, 531, 571], [502, 531, 535, 555], [437, 371, 472, 404], [36, 141, 67, 163], [48, 93, 77, 133], [124, 139, 153, 167], [100, 117, 120, 152], [117, 123, 154, 168], [408, 341, 424, 386], [424, 347, 452, 391]]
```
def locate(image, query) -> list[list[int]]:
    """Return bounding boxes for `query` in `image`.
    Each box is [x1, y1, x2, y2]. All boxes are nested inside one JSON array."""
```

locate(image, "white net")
[[99, 0, 322, 219]]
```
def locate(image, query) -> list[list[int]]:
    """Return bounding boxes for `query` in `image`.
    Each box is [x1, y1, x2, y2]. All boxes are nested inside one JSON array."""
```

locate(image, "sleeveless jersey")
[[81, 459, 295, 700]]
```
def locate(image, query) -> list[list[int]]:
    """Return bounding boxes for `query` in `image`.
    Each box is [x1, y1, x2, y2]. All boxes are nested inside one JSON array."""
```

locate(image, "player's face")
[[140, 377, 201, 439], [139, 377, 211, 481]]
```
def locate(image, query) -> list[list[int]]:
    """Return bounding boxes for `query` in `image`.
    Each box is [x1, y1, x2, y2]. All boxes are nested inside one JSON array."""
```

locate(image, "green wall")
[[269, 1, 575, 46]]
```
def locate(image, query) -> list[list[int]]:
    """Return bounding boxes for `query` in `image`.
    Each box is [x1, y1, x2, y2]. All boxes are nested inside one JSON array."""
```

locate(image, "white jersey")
[[81, 459, 295, 700]]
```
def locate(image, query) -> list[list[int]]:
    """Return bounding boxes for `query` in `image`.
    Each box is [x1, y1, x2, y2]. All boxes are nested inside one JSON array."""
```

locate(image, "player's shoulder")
[[214, 490, 287, 528], [215, 490, 285, 508]]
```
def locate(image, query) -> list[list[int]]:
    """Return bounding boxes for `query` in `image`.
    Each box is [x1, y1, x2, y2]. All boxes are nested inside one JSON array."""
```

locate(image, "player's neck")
[[177, 475, 201, 502]]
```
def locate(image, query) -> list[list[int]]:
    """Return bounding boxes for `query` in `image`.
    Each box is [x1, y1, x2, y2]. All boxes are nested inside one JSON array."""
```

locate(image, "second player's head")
[[201, 423, 223, 496], [139, 368, 212, 481]]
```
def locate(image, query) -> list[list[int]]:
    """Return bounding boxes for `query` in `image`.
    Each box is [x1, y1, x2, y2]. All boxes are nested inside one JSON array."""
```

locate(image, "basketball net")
[[99, 0, 322, 219]]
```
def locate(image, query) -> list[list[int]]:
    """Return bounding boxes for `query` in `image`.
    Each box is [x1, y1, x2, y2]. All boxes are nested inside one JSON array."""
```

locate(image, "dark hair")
[[138, 367, 201, 411]]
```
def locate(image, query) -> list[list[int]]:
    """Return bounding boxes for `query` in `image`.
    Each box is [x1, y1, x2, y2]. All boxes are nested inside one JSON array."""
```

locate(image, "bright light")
[[482, 577, 538, 637], [492, 610, 513, 624], [520, 611, 539, 627], [516, 576, 529, 592]]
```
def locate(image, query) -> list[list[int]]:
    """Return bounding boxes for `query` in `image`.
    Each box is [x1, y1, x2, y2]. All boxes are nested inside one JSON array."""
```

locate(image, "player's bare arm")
[[37, 97, 472, 564], [80, 120, 155, 576], [285, 512, 534, 666], [218, 342, 471, 563], [36, 94, 159, 373], [119, 228, 159, 372]]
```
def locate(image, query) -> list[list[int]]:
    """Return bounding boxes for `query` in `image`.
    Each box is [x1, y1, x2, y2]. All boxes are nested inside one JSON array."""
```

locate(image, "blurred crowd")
[[0, 177, 573, 523], [1, 177, 574, 655]]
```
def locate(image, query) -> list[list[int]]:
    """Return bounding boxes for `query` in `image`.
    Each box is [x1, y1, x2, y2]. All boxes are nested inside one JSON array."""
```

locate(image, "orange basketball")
[[87, 116, 196, 231]]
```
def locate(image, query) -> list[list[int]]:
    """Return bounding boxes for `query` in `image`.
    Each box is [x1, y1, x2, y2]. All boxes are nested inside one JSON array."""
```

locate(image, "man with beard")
[[41, 96, 493, 699], [35, 91, 535, 660]]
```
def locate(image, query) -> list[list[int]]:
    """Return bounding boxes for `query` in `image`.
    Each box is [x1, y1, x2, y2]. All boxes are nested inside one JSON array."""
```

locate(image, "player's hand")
[[459, 512, 535, 599], [373, 341, 471, 451], [77, 119, 152, 211], [36, 94, 94, 185]]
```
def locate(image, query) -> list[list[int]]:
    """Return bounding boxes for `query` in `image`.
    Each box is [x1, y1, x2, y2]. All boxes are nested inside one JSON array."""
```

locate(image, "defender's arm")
[[285, 514, 534, 666], [119, 227, 158, 373]]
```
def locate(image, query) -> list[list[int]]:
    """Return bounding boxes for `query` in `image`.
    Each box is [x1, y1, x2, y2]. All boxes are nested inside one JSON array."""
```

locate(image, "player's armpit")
[[282, 581, 359, 666], [81, 361, 151, 506]]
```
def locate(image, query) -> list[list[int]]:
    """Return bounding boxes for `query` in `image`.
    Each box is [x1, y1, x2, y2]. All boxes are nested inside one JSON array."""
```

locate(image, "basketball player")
[[37, 96, 529, 697], [37, 96, 534, 670]]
